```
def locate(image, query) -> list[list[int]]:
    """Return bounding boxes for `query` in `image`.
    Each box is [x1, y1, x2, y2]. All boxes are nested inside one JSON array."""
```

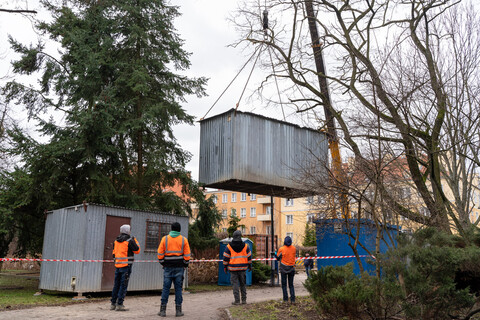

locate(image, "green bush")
[[252, 261, 271, 284], [384, 228, 478, 319], [304, 264, 386, 319], [304, 228, 480, 320]]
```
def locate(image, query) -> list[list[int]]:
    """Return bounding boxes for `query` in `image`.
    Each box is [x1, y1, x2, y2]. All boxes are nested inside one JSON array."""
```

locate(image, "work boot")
[[158, 304, 167, 317], [110, 304, 116, 310], [241, 300, 247, 305], [232, 301, 240, 305], [175, 304, 184, 317], [116, 304, 127, 311]]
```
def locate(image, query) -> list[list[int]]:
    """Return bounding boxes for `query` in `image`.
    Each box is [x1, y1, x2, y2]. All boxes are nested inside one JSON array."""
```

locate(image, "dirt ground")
[[0, 273, 308, 319]]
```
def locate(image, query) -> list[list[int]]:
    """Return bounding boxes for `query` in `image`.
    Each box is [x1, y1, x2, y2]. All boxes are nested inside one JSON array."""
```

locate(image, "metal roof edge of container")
[[48, 202, 187, 217], [199, 108, 326, 135]]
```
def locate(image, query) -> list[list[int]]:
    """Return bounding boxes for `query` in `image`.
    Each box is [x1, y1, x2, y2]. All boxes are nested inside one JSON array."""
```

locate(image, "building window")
[[241, 193, 247, 201], [306, 196, 314, 204], [222, 194, 228, 203], [285, 198, 294, 206], [266, 206, 271, 215], [250, 194, 256, 201], [250, 207, 256, 217], [222, 227, 227, 233], [231, 193, 237, 202], [145, 221, 169, 251], [240, 208, 247, 218], [222, 209, 227, 219], [286, 215, 293, 225], [250, 226, 256, 234], [212, 195, 217, 204], [231, 208, 237, 217], [286, 232, 293, 242], [307, 214, 314, 223], [241, 226, 246, 234], [266, 225, 271, 234]]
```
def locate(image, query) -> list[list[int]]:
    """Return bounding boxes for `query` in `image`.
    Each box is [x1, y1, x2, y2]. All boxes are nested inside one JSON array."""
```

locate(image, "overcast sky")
[[1, 0, 305, 181]]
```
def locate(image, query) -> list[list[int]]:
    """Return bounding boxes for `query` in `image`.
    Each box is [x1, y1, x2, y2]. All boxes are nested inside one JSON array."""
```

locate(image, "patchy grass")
[[0, 271, 113, 310], [229, 296, 324, 320], [0, 272, 75, 310]]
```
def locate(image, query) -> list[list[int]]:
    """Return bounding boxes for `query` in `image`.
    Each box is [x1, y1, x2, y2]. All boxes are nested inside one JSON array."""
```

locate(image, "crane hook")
[[262, 9, 269, 37]]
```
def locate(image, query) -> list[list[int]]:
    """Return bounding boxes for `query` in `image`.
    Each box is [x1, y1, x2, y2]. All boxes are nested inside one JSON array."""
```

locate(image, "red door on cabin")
[[101, 215, 131, 291]]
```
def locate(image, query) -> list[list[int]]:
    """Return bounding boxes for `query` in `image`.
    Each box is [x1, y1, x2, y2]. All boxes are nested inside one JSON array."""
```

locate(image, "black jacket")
[[113, 233, 140, 260]]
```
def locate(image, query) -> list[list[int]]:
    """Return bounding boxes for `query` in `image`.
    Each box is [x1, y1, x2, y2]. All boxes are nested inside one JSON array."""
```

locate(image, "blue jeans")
[[161, 267, 185, 306], [111, 266, 132, 306], [281, 272, 295, 302]]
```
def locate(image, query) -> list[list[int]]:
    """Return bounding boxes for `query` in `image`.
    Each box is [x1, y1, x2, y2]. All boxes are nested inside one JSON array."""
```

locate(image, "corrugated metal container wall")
[[39, 204, 188, 293], [314, 219, 400, 275], [199, 109, 329, 197]]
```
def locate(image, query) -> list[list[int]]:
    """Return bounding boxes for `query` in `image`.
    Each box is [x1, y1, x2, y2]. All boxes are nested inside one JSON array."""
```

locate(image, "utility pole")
[[270, 195, 275, 286], [305, 0, 349, 218]]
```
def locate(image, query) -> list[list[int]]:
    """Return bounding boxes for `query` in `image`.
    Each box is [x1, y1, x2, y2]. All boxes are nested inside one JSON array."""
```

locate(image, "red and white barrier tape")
[[0, 255, 374, 263]]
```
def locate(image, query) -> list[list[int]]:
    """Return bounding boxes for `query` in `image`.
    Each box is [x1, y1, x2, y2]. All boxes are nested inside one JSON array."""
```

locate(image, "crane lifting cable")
[[267, 46, 286, 121], [234, 45, 264, 114], [200, 46, 264, 120]]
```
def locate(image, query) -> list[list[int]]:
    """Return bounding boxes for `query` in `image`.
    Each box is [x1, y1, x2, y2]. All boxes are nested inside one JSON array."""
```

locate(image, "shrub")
[[304, 228, 480, 320], [384, 228, 479, 319], [252, 261, 271, 284], [304, 264, 388, 319]]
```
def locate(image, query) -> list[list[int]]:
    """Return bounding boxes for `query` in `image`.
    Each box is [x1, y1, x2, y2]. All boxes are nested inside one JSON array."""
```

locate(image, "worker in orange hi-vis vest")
[[110, 224, 140, 311], [223, 230, 252, 305], [157, 222, 191, 317], [274, 236, 296, 304]]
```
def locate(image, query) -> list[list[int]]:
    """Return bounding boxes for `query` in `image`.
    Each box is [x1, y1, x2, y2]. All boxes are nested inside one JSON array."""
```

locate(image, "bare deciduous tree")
[[232, 0, 480, 234]]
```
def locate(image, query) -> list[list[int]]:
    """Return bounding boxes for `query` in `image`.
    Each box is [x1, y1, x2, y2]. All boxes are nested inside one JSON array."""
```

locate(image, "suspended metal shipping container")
[[199, 109, 329, 197], [39, 203, 188, 294]]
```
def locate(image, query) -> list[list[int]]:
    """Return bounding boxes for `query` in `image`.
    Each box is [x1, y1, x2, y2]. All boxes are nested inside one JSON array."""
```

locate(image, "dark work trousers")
[[305, 265, 312, 278], [111, 265, 132, 306], [281, 271, 295, 302], [230, 270, 247, 303]]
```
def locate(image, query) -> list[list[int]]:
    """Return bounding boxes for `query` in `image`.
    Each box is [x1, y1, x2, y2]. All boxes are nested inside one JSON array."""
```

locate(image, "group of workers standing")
[[110, 222, 303, 317]]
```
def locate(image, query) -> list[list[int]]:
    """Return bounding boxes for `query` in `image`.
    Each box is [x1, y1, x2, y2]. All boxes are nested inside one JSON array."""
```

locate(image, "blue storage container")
[[218, 237, 253, 286], [315, 219, 400, 275]]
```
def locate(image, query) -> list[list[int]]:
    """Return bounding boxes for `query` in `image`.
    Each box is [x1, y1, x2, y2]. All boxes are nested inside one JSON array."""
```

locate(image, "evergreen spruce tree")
[[1, 0, 206, 255]]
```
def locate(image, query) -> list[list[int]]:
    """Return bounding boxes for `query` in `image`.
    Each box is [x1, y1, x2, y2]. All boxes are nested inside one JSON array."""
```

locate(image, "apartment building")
[[201, 189, 322, 248], [205, 190, 282, 237]]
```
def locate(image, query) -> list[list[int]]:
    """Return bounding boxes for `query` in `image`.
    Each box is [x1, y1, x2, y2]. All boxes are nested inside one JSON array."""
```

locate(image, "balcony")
[[257, 196, 272, 204], [257, 214, 271, 222]]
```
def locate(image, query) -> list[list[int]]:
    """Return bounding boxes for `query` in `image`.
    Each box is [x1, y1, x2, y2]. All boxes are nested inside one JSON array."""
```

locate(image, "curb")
[[225, 307, 233, 320]]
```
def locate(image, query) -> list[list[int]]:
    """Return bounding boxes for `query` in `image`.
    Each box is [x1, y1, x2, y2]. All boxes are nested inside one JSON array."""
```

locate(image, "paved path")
[[1, 273, 309, 320]]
